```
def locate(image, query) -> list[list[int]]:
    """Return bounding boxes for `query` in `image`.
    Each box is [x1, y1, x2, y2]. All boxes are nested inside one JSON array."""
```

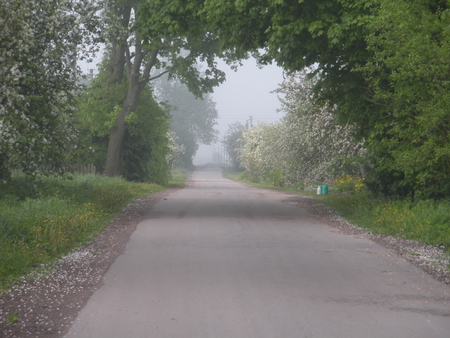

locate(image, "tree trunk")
[[104, 79, 143, 177], [103, 4, 160, 177]]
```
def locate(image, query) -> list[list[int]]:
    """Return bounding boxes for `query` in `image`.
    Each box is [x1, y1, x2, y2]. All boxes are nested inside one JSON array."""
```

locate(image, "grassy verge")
[[321, 193, 450, 250], [221, 166, 305, 192], [222, 167, 450, 253], [0, 171, 187, 292], [221, 166, 244, 181], [167, 168, 189, 188]]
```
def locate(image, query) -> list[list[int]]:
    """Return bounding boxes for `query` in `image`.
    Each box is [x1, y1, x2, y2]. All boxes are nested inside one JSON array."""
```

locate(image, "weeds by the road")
[[323, 193, 450, 251], [222, 166, 450, 253], [0, 174, 172, 292], [167, 168, 189, 188]]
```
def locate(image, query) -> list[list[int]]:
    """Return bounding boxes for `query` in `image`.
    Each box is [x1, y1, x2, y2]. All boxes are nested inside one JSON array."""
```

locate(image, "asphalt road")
[[64, 166, 450, 338]]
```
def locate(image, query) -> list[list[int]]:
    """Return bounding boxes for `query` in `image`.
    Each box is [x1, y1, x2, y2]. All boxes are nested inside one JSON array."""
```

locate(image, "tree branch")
[[140, 47, 162, 85], [148, 70, 170, 82], [125, 46, 132, 82]]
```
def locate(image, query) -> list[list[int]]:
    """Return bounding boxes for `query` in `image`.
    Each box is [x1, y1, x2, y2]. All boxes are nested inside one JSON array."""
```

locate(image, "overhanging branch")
[[148, 70, 170, 82]]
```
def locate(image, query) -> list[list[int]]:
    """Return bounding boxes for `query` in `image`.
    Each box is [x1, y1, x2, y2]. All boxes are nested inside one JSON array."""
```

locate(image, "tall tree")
[[154, 76, 219, 167], [100, 0, 226, 176], [0, 0, 98, 180], [75, 61, 171, 184], [359, 0, 450, 198]]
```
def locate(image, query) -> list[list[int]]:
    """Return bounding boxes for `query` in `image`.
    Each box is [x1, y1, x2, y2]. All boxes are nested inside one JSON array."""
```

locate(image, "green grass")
[[221, 166, 315, 194], [3, 312, 20, 325], [0, 172, 188, 293], [167, 168, 189, 188], [321, 194, 450, 250], [221, 166, 245, 181], [223, 167, 450, 253]]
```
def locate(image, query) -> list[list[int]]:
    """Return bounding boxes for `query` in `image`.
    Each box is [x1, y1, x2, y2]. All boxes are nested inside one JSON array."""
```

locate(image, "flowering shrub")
[[239, 71, 365, 187], [333, 175, 366, 193], [166, 132, 186, 169], [0, 0, 99, 180]]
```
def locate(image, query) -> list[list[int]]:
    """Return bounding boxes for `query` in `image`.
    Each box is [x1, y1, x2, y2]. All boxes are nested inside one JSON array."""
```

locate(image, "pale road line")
[[64, 166, 450, 338]]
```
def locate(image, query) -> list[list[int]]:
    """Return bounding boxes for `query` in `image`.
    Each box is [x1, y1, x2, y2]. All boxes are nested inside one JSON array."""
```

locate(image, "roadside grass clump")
[[221, 166, 246, 182], [372, 199, 450, 248], [3, 311, 20, 325], [167, 168, 189, 188], [322, 193, 450, 251], [0, 174, 165, 292]]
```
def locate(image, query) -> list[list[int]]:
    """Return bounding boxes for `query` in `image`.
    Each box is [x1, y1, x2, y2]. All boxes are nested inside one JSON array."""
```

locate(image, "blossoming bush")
[[0, 0, 99, 181], [239, 71, 365, 188]]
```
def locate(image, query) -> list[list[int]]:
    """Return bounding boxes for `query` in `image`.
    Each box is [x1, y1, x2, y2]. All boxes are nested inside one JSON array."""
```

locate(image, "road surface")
[[64, 166, 450, 338]]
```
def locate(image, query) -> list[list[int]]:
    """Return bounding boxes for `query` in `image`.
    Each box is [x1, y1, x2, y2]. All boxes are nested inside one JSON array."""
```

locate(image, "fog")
[[79, 54, 285, 167], [194, 58, 285, 166]]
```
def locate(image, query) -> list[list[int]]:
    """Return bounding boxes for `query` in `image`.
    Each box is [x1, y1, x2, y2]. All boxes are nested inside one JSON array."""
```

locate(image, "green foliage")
[[123, 92, 171, 185], [203, 0, 450, 199], [75, 64, 171, 184], [3, 312, 20, 325], [333, 175, 366, 193], [76, 62, 128, 136], [267, 170, 284, 187], [99, 0, 227, 177], [359, 0, 450, 199], [74, 64, 127, 171], [136, 0, 227, 96], [0, 174, 164, 291], [203, 0, 376, 132], [223, 122, 246, 171], [239, 170, 261, 184]]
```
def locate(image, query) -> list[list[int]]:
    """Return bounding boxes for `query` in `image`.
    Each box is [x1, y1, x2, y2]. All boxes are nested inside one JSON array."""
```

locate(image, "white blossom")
[[239, 70, 365, 187], [0, 0, 100, 177]]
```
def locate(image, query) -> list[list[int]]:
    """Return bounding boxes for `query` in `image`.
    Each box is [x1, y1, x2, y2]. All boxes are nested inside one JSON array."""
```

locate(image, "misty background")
[[194, 58, 285, 165], [79, 56, 285, 167]]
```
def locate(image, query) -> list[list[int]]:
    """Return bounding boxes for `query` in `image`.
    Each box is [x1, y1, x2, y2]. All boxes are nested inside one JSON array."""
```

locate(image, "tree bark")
[[102, 4, 169, 177], [104, 74, 144, 177], [103, 25, 165, 177]]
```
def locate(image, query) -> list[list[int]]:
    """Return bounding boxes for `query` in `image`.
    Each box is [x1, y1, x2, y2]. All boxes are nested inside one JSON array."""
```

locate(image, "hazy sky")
[[212, 58, 285, 134], [194, 58, 286, 165]]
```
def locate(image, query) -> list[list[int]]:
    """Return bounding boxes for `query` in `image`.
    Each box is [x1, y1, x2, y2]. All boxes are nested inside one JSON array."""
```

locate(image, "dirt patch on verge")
[[0, 189, 175, 338]]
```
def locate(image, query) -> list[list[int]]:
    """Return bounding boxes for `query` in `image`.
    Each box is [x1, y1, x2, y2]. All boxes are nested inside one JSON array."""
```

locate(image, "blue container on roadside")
[[321, 184, 328, 195]]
